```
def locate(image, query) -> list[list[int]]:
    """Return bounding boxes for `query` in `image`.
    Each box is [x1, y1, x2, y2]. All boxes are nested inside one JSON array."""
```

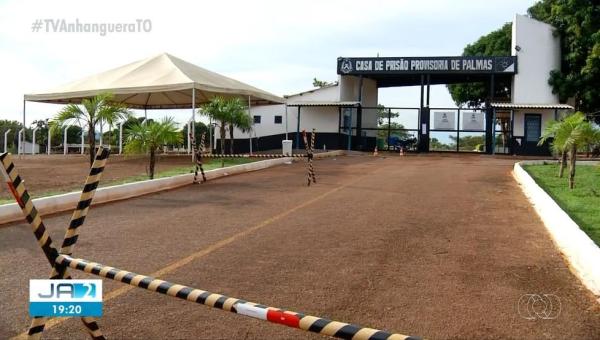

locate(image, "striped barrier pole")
[[302, 130, 316, 186], [56, 255, 420, 340], [190, 133, 207, 184], [199, 154, 308, 158], [197, 132, 207, 183], [0, 151, 106, 339], [30, 147, 111, 339]]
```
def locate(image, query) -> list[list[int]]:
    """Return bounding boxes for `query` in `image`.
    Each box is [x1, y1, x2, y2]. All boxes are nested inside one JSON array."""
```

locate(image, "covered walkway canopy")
[[24, 52, 284, 108]]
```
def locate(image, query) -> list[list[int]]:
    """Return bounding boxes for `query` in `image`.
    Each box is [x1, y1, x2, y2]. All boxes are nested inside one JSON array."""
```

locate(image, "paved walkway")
[[0, 153, 598, 339]]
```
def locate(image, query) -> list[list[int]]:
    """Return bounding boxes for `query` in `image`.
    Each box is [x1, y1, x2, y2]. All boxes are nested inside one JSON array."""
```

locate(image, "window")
[[253, 115, 261, 124], [524, 114, 541, 142], [274, 115, 282, 124]]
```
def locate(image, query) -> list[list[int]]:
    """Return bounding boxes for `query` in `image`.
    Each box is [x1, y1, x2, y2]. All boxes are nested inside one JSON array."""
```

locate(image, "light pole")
[[80, 129, 85, 154], [3, 129, 10, 153], [63, 126, 70, 155], [17, 128, 24, 154], [32, 127, 39, 154], [47, 129, 51, 155]]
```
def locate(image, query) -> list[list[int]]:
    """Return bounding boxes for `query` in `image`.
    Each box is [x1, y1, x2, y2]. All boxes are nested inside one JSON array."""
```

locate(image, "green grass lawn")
[[0, 158, 254, 205], [524, 163, 600, 246]]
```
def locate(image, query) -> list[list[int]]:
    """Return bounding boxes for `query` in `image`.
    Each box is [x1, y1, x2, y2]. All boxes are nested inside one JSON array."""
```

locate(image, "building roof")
[[490, 103, 574, 110], [24, 53, 284, 108], [284, 83, 339, 98], [286, 100, 359, 107]]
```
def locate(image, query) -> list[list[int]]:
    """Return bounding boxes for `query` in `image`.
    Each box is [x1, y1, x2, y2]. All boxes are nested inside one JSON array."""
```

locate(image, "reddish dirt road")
[[0, 153, 598, 339]]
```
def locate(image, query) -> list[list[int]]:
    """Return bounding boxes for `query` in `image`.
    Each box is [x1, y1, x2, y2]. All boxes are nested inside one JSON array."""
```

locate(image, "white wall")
[[512, 14, 560, 104], [513, 109, 554, 136], [229, 84, 341, 139], [338, 75, 378, 137]]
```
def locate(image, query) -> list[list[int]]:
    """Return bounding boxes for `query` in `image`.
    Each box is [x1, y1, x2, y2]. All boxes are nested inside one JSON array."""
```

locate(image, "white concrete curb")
[[0, 150, 344, 225], [513, 161, 600, 298]]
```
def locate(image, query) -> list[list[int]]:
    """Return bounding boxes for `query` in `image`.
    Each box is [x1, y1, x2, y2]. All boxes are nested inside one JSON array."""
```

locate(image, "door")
[[523, 114, 542, 155]]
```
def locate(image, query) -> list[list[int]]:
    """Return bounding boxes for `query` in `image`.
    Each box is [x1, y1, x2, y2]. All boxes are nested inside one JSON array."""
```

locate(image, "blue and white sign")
[[29, 279, 102, 317]]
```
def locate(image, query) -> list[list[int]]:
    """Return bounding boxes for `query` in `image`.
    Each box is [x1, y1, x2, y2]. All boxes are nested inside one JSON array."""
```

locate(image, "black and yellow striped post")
[[190, 133, 207, 184], [0, 151, 107, 339], [302, 129, 317, 186], [197, 132, 207, 183], [35, 148, 110, 339], [56, 254, 420, 340]]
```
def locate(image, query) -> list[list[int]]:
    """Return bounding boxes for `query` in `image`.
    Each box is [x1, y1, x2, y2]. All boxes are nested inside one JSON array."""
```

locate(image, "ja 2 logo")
[[37, 282, 97, 299], [30, 279, 103, 317]]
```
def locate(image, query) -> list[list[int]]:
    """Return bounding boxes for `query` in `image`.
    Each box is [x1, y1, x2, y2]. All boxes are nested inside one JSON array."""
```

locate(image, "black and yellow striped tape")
[[0, 152, 60, 268], [0, 150, 108, 340], [201, 154, 308, 158], [56, 255, 420, 340]]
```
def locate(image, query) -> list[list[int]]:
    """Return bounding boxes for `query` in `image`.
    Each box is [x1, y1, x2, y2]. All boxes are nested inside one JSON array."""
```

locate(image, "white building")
[[221, 13, 572, 155]]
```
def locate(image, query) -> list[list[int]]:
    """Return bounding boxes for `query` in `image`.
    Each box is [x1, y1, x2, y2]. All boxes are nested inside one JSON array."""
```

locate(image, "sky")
[[0, 0, 538, 127]]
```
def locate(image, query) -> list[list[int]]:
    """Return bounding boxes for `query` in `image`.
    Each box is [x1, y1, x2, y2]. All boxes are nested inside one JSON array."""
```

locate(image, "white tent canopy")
[[24, 52, 284, 108]]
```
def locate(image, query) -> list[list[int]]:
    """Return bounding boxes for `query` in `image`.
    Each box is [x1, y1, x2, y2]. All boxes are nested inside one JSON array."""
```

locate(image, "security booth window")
[[253, 115, 261, 124], [274, 115, 282, 124]]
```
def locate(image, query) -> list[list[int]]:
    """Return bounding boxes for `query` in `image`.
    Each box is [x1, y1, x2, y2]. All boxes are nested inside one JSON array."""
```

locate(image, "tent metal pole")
[[192, 87, 196, 162], [119, 122, 124, 155], [248, 96, 252, 155], [209, 117, 213, 154], [296, 106, 301, 150], [284, 104, 288, 140], [22, 99, 25, 155], [47, 128, 51, 155]]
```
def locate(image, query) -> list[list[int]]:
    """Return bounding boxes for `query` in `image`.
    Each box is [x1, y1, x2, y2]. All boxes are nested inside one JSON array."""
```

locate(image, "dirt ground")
[[0, 154, 195, 200], [0, 153, 598, 339]]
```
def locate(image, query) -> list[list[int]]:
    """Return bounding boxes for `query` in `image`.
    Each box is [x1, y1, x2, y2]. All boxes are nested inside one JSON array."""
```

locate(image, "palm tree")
[[50, 93, 130, 165], [201, 97, 229, 155], [539, 112, 598, 189], [226, 98, 252, 154], [539, 119, 569, 178], [125, 117, 182, 179]]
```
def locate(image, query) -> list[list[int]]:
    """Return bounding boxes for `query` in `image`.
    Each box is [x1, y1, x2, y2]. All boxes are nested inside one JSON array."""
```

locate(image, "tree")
[[199, 97, 251, 155], [124, 117, 182, 179], [539, 112, 598, 188], [50, 93, 130, 165], [0, 120, 23, 152], [312, 78, 334, 88], [447, 23, 513, 107], [226, 98, 252, 154], [181, 121, 209, 149], [200, 97, 231, 155], [528, 0, 600, 120]]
